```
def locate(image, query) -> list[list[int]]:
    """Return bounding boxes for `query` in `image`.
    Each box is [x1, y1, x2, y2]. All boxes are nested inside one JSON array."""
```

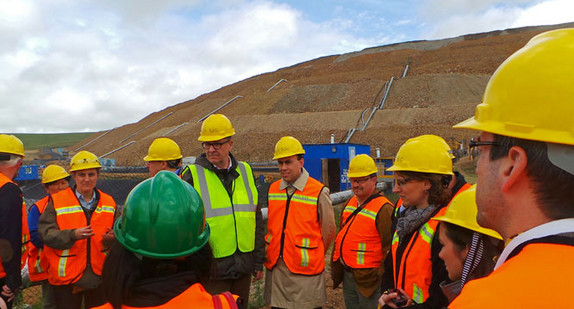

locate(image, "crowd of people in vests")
[[1, 28, 573, 309]]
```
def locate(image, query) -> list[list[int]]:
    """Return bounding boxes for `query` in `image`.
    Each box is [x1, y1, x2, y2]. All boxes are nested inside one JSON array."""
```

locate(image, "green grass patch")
[[12, 133, 95, 150]]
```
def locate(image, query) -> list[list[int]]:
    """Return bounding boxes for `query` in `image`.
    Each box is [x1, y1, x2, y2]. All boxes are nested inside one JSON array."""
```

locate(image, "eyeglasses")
[[469, 138, 508, 151], [201, 139, 230, 150], [395, 177, 413, 187], [350, 176, 373, 185]]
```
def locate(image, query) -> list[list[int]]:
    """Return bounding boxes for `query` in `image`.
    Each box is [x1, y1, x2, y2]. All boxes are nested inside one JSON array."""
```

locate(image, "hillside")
[[71, 22, 574, 166]]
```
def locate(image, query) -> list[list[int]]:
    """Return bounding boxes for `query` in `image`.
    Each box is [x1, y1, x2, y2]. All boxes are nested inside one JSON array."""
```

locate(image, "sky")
[[1, 0, 572, 133]]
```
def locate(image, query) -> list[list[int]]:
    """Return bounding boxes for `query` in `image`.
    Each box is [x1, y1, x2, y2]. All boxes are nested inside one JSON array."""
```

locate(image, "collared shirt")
[[264, 168, 336, 308], [277, 167, 336, 255], [75, 189, 96, 210], [495, 218, 574, 269], [212, 155, 233, 171]]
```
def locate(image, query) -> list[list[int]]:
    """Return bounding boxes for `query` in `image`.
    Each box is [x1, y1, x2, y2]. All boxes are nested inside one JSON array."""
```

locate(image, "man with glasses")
[[181, 114, 264, 307], [264, 136, 335, 308], [331, 154, 393, 309], [0, 134, 25, 309], [39, 151, 117, 309], [449, 29, 574, 308]]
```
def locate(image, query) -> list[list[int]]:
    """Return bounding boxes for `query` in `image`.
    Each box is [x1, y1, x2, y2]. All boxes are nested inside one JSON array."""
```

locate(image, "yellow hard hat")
[[387, 136, 454, 175], [273, 136, 305, 160], [144, 138, 182, 162], [0, 134, 25, 157], [42, 165, 70, 184], [198, 114, 235, 142], [348, 154, 378, 178], [70, 150, 102, 172], [415, 135, 455, 159], [454, 28, 574, 146], [433, 185, 502, 240]]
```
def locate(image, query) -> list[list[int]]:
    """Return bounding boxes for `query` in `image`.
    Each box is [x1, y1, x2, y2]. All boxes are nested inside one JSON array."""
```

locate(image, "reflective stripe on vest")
[[28, 196, 50, 282], [393, 198, 403, 218], [90, 283, 239, 309], [43, 187, 116, 285], [188, 162, 258, 258], [391, 206, 447, 303], [57, 249, 70, 278], [332, 194, 390, 268], [21, 202, 29, 270], [413, 284, 424, 304], [265, 177, 326, 275]]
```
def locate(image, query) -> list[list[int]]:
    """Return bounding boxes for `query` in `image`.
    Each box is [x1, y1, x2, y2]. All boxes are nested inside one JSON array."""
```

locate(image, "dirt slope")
[[71, 22, 574, 165]]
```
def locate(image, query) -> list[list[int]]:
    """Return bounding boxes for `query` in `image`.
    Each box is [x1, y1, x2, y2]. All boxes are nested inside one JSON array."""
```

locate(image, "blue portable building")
[[302, 143, 370, 192], [15, 165, 40, 181]]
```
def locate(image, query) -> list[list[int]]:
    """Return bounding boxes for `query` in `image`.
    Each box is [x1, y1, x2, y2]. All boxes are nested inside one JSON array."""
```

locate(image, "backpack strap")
[[212, 294, 223, 309], [212, 292, 240, 309]]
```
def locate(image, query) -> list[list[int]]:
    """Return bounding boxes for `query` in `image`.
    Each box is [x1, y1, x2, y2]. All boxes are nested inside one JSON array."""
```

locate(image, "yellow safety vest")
[[187, 162, 258, 258]]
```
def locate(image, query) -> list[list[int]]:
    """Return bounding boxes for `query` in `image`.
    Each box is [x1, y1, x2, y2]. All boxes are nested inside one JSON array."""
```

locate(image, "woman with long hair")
[[379, 136, 453, 308], [432, 185, 503, 303], [93, 171, 240, 309]]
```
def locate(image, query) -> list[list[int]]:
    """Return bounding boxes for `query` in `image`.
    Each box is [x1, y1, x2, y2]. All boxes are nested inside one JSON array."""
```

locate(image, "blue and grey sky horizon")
[[1, 0, 571, 133]]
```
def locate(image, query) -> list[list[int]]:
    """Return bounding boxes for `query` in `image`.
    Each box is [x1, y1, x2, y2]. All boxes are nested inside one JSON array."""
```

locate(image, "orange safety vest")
[[91, 283, 239, 309], [21, 202, 29, 270], [0, 172, 25, 279], [332, 194, 390, 268], [265, 177, 325, 275], [391, 206, 447, 304], [43, 187, 116, 285], [452, 183, 471, 201], [27, 196, 50, 282], [449, 243, 574, 308]]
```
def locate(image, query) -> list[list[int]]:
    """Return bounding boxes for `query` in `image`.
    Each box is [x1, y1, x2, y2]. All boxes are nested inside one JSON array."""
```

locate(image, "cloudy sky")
[[1, 0, 571, 133]]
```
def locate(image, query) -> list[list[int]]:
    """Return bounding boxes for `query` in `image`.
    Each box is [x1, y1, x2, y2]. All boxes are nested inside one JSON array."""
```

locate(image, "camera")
[[389, 289, 408, 307]]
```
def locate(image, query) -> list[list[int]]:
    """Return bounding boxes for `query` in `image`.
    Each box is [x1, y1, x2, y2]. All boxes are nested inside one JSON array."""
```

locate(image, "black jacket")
[[0, 182, 23, 291], [181, 153, 265, 280]]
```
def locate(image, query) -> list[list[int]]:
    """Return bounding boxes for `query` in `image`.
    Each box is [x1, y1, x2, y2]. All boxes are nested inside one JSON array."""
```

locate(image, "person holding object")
[[39, 151, 117, 309], [379, 137, 452, 308]]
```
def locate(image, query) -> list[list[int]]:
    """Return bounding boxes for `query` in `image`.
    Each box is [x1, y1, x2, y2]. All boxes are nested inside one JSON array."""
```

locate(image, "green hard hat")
[[115, 171, 210, 259]]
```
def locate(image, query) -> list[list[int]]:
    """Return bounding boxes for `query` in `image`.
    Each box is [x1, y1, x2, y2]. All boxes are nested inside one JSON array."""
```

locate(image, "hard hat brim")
[[433, 215, 502, 240], [114, 218, 211, 259]]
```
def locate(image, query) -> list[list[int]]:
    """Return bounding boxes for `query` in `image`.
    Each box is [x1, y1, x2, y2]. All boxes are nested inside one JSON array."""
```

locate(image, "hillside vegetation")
[[69, 22, 574, 166], [15, 133, 94, 151]]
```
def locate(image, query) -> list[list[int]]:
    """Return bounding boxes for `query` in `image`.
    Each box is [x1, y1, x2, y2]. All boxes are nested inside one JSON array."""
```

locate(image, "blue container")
[[15, 165, 40, 181], [302, 143, 370, 192]]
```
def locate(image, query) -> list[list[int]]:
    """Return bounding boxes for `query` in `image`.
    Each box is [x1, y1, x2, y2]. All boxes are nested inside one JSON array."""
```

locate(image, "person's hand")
[[1, 285, 15, 302], [379, 288, 412, 308], [252, 270, 264, 282], [102, 227, 115, 242], [74, 225, 94, 240], [379, 290, 399, 308], [0, 296, 7, 309]]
